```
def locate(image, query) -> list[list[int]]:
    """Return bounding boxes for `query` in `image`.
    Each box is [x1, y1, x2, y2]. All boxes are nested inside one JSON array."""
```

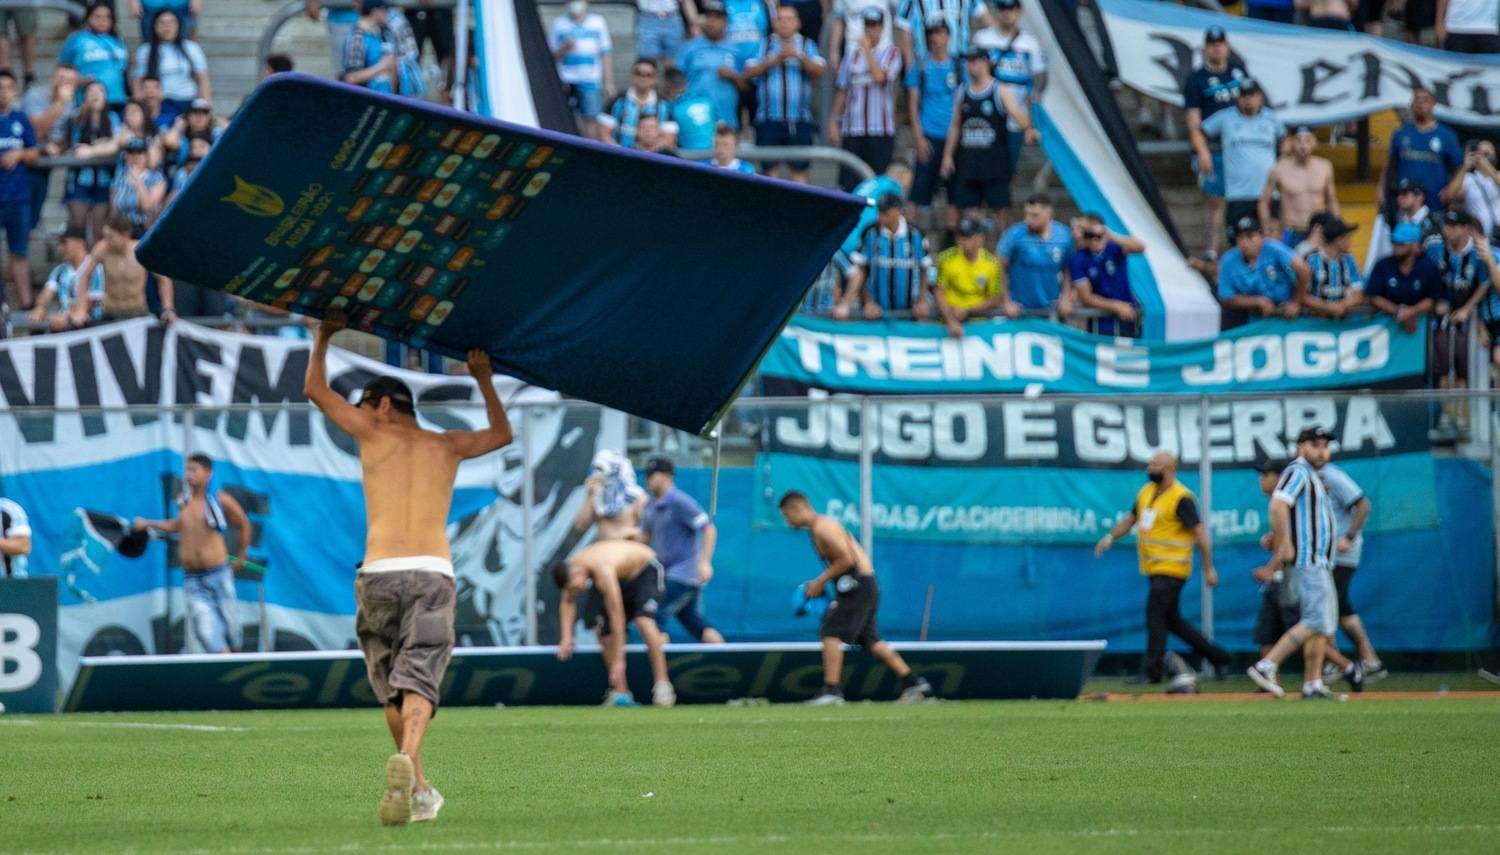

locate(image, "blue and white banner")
[[760, 315, 1428, 395], [1099, 0, 1500, 126]]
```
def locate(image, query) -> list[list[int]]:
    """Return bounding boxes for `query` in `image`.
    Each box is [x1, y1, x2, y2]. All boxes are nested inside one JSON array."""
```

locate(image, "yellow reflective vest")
[[1133, 480, 1197, 579]]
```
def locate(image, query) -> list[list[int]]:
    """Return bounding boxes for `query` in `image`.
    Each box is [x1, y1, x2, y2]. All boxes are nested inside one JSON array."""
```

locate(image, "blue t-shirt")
[[1366, 254, 1443, 306], [0, 109, 35, 204], [725, 0, 771, 67], [839, 174, 903, 260], [671, 94, 718, 151], [905, 54, 963, 140], [341, 27, 392, 93], [999, 220, 1073, 309], [1181, 60, 1248, 127], [1201, 107, 1283, 200], [1390, 122, 1462, 209], [1068, 242, 1131, 302], [643, 486, 711, 586], [714, 158, 757, 174], [59, 31, 130, 105], [677, 36, 743, 129], [1218, 240, 1297, 303]]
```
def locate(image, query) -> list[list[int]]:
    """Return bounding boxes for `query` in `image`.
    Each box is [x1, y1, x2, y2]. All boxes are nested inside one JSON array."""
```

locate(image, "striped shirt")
[[897, 0, 977, 56], [836, 43, 903, 137], [1, 496, 30, 578], [1273, 456, 1335, 568], [601, 90, 674, 147], [849, 218, 934, 311], [341, 26, 393, 93], [1306, 250, 1363, 302], [754, 35, 824, 124], [549, 13, 613, 86]]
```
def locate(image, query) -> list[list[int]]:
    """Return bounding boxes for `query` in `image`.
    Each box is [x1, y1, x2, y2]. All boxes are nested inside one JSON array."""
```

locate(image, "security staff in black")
[[941, 47, 1035, 223]]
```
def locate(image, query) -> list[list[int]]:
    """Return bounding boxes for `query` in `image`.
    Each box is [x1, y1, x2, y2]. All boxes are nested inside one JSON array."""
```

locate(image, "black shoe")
[[1344, 662, 1365, 693]]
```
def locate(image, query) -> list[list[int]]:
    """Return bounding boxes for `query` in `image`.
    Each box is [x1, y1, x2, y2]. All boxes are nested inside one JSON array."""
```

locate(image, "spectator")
[[1218, 216, 1308, 322], [60, 4, 129, 112], [408, 0, 455, 98], [1369, 178, 1442, 263], [936, 216, 1013, 337], [1366, 222, 1440, 334], [829, 0, 896, 73], [48, 81, 119, 244], [264, 53, 295, 79], [743, 5, 824, 183], [1302, 217, 1363, 319], [1201, 79, 1283, 228], [1441, 139, 1500, 241], [636, 0, 699, 71], [676, 2, 741, 133], [137, 76, 173, 132], [897, 0, 977, 69], [1259, 127, 1338, 244], [132, 0, 200, 41], [940, 47, 1033, 232], [1300, 0, 1357, 30], [117, 100, 164, 169], [665, 66, 719, 153], [163, 98, 223, 170], [972, 0, 1045, 177], [904, 21, 960, 235], [342, 0, 398, 95], [22, 65, 76, 251], [710, 121, 756, 172], [0, 69, 34, 311], [133, 10, 210, 123], [1426, 208, 1490, 390], [1383, 88, 1461, 219], [0, 6, 37, 88], [998, 192, 1074, 317], [29, 225, 104, 331], [1436, 0, 1500, 52], [725, 0, 775, 82], [0, 493, 30, 578], [641, 457, 724, 645], [384, 4, 427, 98], [836, 192, 934, 320], [1183, 26, 1247, 254], [69, 213, 174, 326], [1246, 0, 1296, 22], [600, 59, 675, 148], [783, 0, 824, 41], [631, 113, 677, 156], [112, 137, 166, 236], [1293, 211, 1332, 261], [833, 160, 912, 278], [551, 0, 614, 139], [1070, 215, 1145, 336], [829, 8, 902, 188], [305, 0, 360, 72]]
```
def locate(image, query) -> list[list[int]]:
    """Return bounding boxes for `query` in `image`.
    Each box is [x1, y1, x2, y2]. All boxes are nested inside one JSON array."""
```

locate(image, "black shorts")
[[588, 559, 665, 635], [1403, 0, 1436, 31], [1252, 584, 1301, 647], [754, 120, 814, 171], [1333, 563, 1358, 618], [820, 574, 881, 647], [410, 8, 455, 62], [951, 176, 1009, 211]]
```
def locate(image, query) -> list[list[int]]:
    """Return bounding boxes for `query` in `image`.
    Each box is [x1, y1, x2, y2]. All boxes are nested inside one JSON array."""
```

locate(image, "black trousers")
[[1144, 574, 1229, 682], [840, 135, 895, 190]]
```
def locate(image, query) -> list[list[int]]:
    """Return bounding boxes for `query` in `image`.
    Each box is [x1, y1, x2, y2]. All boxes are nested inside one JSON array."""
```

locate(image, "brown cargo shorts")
[[355, 570, 456, 710]]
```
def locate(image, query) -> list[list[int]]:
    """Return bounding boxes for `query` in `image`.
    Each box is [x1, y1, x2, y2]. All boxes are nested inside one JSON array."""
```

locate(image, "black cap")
[[124, 137, 148, 153], [996, 0, 1021, 8], [700, 0, 726, 15], [957, 217, 987, 237], [1232, 215, 1261, 236], [876, 191, 903, 212], [1442, 208, 1475, 227], [964, 46, 990, 61], [1321, 217, 1358, 241], [645, 457, 674, 476], [1204, 25, 1228, 43], [861, 6, 885, 23], [1296, 426, 1334, 444], [61, 224, 88, 241], [361, 0, 389, 11], [1395, 177, 1423, 195], [1237, 78, 1261, 96], [1253, 455, 1284, 474], [1308, 211, 1335, 233], [358, 376, 415, 414]]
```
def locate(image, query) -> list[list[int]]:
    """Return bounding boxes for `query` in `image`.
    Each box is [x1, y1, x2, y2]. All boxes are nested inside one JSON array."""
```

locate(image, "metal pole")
[[521, 406, 537, 646], [1471, 322, 1490, 448], [1491, 410, 1500, 617], [173, 403, 195, 654], [708, 427, 722, 519], [859, 397, 875, 562], [919, 584, 935, 641], [1197, 395, 1214, 640], [452, 0, 470, 111]]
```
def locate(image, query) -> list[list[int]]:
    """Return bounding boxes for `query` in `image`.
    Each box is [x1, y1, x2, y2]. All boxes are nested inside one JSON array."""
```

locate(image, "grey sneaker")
[[1302, 684, 1348, 701], [896, 677, 935, 703], [379, 753, 414, 826], [411, 787, 444, 823], [1246, 664, 1284, 698], [805, 690, 845, 706], [1364, 661, 1389, 682]]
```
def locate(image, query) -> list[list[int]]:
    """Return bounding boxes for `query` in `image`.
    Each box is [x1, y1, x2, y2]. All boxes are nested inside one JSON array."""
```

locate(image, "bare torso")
[[580, 539, 656, 583], [1303, 0, 1352, 18], [594, 502, 643, 542], [358, 422, 462, 562], [177, 492, 229, 571], [100, 245, 149, 313], [813, 516, 874, 577], [1272, 157, 1333, 231]]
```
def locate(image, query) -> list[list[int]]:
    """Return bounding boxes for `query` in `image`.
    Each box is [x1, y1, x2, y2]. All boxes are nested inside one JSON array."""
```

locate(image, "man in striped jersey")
[[1247, 427, 1346, 700], [1300, 217, 1364, 319], [836, 192, 935, 320], [896, 0, 977, 70], [743, 5, 825, 183], [0, 493, 31, 578], [829, 7, 903, 189], [599, 59, 676, 148]]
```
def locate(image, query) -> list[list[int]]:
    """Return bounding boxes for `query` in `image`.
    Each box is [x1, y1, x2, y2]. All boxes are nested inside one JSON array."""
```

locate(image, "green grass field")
[[4, 692, 1499, 853]]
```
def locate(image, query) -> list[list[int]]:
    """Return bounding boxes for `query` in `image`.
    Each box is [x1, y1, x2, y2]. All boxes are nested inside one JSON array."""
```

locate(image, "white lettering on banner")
[[790, 328, 1065, 383], [826, 498, 1101, 536], [1003, 402, 1058, 459], [1095, 342, 1151, 387], [0, 614, 42, 692], [1339, 325, 1388, 373], [1286, 332, 1339, 377], [1179, 326, 1390, 387], [776, 401, 988, 461]]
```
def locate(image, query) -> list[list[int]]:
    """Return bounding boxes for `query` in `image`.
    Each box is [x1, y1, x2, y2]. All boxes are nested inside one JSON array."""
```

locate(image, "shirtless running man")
[[552, 539, 675, 707], [133, 453, 253, 654], [1259, 128, 1339, 243], [304, 312, 513, 826], [778, 491, 934, 705]]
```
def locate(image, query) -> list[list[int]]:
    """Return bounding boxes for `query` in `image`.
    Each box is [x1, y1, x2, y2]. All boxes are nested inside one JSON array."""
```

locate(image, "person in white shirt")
[[1436, 0, 1500, 52], [0, 495, 31, 578], [550, 0, 615, 137], [828, 0, 896, 71], [1441, 139, 1500, 241]]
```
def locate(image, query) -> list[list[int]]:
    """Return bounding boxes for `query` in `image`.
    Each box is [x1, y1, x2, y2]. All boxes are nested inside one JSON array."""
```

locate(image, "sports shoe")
[[1322, 662, 1341, 681], [1343, 661, 1365, 693], [411, 787, 444, 823], [1246, 663, 1284, 698], [896, 677, 935, 703], [379, 753, 414, 826], [603, 690, 639, 707], [1478, 668, 1500, 686], [652, 680, 676, 708], [805, 690, 845, 706], [1302, 684, 1348, 701], [1364, 661, 1389, 682]]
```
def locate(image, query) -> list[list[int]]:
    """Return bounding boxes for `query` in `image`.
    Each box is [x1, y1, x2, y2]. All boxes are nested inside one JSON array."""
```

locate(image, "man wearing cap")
[[940, 47, 1033, 232], [1367, 222, 1442, 335], [1183, 26, 1247, 253], [1201, 79, 1283, 229], [340, 0, 397, 95], [1217, 215, 1308, 326], [936, 216, 1012, 337], [1382, 88, 1461, 222], [829, 6, 903, 187], [28, 224, 102, 330], [1070, 212, 1145, 336], [676, 2, 743, 132], [1318, 448, 1385, 682], [1247, 427, 1347, 700], [1426, 208, 1493, 398], [904, 20, 961, 233], [837, 191, 935, 319], [305, 313, 514, 825], [1302, 217, 1364, 320], [831, 160, 912, 289], [1259, 127, 1339, 245], [1094, 451, 1231, 685], [829, 0, 896, 72], [641, 457, 724, 644], [970, 0, 1045, 176], [0, 69, 36, 311], [111, 136, 165, 236]]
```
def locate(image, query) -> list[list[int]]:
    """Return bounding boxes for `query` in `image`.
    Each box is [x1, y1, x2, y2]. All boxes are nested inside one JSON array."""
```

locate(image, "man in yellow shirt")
[[1093, 451, 1230, 684], [934, 217, 1019, 337]]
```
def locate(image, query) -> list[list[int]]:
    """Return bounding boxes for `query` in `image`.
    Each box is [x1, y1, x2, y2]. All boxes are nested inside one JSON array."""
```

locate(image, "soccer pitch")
[[4, 696, 1498, 854]]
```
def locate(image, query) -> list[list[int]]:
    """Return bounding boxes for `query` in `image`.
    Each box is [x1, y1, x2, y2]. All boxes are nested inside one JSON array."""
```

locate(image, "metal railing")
[[0, 0, 87, 18]]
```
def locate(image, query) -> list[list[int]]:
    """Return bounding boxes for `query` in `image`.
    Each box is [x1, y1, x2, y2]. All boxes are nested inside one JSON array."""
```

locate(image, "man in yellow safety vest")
[[1094, 450, 1230, 683]]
